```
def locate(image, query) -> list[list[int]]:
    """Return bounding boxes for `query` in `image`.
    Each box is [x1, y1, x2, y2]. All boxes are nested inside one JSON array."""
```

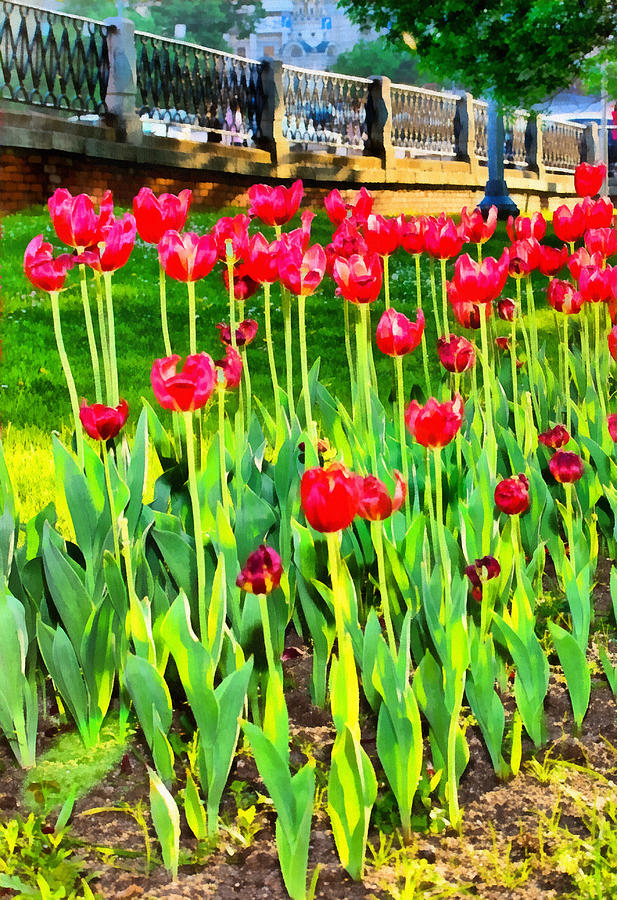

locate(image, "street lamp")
[[478, 99, 519, 219]]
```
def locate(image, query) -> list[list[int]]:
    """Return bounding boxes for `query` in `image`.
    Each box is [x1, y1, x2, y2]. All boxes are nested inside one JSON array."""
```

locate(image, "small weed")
[[372, 841, 472, 899], [474, 822, 532, 890]]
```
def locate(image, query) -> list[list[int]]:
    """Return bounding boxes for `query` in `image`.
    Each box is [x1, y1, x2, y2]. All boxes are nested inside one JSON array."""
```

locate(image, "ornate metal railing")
[[0, 0, 108, 112], [281, 65, 369, 149], [473, 99, 488, 161], [135, 30, 264, 146], [542, 118, 585, 172], [506, 110, 528, 168], [390, 83, 458, 157]]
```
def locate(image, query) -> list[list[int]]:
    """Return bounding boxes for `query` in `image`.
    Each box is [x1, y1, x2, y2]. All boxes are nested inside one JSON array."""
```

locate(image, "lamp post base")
[[478, 179, 520, 219]]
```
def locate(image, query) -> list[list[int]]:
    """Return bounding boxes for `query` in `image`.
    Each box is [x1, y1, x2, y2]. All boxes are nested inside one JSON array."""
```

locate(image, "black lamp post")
[[478, 99, 520, 219]]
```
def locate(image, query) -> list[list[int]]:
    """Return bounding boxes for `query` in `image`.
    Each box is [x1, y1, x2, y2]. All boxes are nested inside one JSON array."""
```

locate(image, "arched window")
[[288, 43, 304, 58]]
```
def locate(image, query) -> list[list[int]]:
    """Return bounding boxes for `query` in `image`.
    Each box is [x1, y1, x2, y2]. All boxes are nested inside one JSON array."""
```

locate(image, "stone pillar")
[[363, 76, 393, 170], [454, 92, 476, 168], [583, 122, 600, 163], [258, 57, 289, 164], [104, 17, 140, 140], [524, 113, 546, 179]]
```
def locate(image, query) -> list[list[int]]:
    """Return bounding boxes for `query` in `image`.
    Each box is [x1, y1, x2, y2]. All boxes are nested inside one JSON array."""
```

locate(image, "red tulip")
[[158, 231, 218, 282], [400, 215, 428, 255], [215, 345, 243, 390], [132, 187, 192, 244], [608, 325, 617, 361], [465, 555, 501, 600], [300, 462, 360, 533], [448, 283, 487, 330], [246, 232, 280, 283], [23, 235, 76, 292], [151, 353, 216, 412], [494, 473, 529, 515], [79, 213, 136, 273], [583, 196, 614, 229], [549, 450, 584, 483], [248, 180, 303, 227], [578, 265, 617, 304], [356, 471, 406, 521], [405, 394, 464, 448], [325, 220, 368, 274], [79, 398, 128, 441], [608, 413, 617, 442], [424, 217, 465, 259], [584, 227, 617, 260], [216, 319, 258, 347], [212, 214, 251, 263], [279, 243, 327, 296], [567, 247, 603, 280], [450, 250, 509, 304], [507, 238, 540, 278], [497, 297, 517, 321], [574, 162, 606, 198], [236, 545, 283, 594], [324, 188, 348, 226], [222, 264, 260, 301], [375, 308, 425, 356], [332, 252, 383, 304], [364, 214, 401, 257], [553, 203, 586, 244], [48, 188, 114, 249], [324, 186, 373, 226], [546, 279, 584, 315], [461, 206, 497, 244], [495, 336, 510, 351], [506, 212, 546, 243], [537, 244, 569, 278], [538, 425, 570, 448], [437, 335, 476, 372], [278, 209, 315, 255]]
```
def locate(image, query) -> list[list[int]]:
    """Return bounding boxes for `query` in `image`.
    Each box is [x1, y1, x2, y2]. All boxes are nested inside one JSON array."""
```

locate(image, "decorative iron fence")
[[542, 118, 585, 172], [135, 30, 264, 145], [281, 65, 369, 150], [390, 83, 458, 157], [0, 0, 108, 113]]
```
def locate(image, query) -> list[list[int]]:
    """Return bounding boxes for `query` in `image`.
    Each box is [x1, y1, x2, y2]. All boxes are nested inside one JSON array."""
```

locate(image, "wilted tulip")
[[236, 545, 283, 594], [437, 335, 476, 372], [465, 555, 501, 601], [356, 471, 406, 521], [216, 319, 258, 347], [538, 425, 570, 448], [497, 297, 517, 321], [215, 346, 243, 390]]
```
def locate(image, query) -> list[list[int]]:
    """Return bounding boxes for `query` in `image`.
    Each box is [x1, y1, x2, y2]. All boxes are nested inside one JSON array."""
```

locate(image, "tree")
[[333, 36, 432, 85], [149, 0, 265, 52]]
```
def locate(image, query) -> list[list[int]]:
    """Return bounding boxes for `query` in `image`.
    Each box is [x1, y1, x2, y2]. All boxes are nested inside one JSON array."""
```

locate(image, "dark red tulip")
[[79, 213, 136, 273], [450, 251, 509, 304], [364, 214, 402, 257], [574, 162, 606, 198], [215, 345, 243, 390], [405, 394, 464, 448], [424, 217, 465, 259], [48, 188, 114, 249], [461, 206, 497, 244], [506, 212, 546, 243], [608, 414, 617, 442], [553, 203, 587, 244], [497, 297, 517, 321], [448, 282, 487, 330], [578, 265, 617, 304], [248, 180, 303, 227], [132, 187, 192, 244], [549, 451, 584, 484], [216, 319, 258, 347], [567, 247, 603, 280], [465, 555, 501, 600], [375, 307, 425, 356], [356, 471, 406, 521], [608, 325, 617, 361], [508, 238, 540, 278], [151, 353, 216, 412], [546, 279, 584, 315], [333, 252, 383, 303], [79, 398, 128, 441], [300, 462, 360, 533], [158, 231, 218, 282], [494, 473, 530, 515], [279, 243, 327, 296], [537, 244, 569, 278], [23, 235, 76, 292], [212, 214, 251, 263], [222, 264, 260, 301], [495, 336, 510, 352], [437, 334, 476, 372], [584, 227, 617, 260], [538, 425, 570, 448], [236, 545, 283, 594]]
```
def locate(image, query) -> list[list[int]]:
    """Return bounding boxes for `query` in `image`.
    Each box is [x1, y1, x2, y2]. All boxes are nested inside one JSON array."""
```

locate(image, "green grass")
[[1, 205, 560, 520]]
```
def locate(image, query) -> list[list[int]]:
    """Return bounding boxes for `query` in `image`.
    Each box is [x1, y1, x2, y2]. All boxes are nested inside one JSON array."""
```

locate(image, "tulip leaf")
[[547, 621, 591, 729], [149, 768, 180, 880]]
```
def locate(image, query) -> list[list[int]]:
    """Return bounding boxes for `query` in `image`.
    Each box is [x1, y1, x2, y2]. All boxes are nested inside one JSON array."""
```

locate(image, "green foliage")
[[334, 36, 428, 85], [149, 0, 265, 52], [337, 0, 617, 109]]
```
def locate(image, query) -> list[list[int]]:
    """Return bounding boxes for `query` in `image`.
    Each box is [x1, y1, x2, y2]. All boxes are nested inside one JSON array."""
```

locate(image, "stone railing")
[[0, 2, 598, 173]]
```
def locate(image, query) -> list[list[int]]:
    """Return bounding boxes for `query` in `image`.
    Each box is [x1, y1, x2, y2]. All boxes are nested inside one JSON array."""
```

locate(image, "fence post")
[[454, 92, 477, 168], [103, 17, 140, 140], [524, 114, 546, 179], [258, 57, 289, 164], [364, 76, 393, 169], [582, 122, 600, 163]]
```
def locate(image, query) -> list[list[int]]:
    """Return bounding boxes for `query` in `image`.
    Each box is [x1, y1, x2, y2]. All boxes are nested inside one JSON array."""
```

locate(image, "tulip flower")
[[495, 336, 510, 352], [537, 244, 569, 278], [236, 545, 283, 594], [609, 325, 617, 361], [549, 450, 584, 484], [461, 205, 498, 247], [578, 265, 617, 304], [332, 252, 383, 304], [215, 345, 243, 390], [546, 279, 584, 315], [608, 414, 617, 442], [574, 162, 606, 198], [405, 394, 464, 449], [132, 187, 192, 244], [450, 251, 509, 304], [278, 243, 326, 297], [324, 186, 373, 226], [216, 319, 258, 347], [248, 179, 303, 227], [212, 214, 251, 262], [300, 462, 360, 533], [507, 238, 540, 278], [375, 308, 425, 356], [449, 288, 486, 330], [325, 220, 369, 274], [79, 398, 128, 441], [437, 334, 476, 372], [222, 264, 260, 301], [497, 297, 517, 321], [79, 213, 137, 273], [348, 186, 374, 224], [584, 227, 617, 260], [567, 247, 603, 280], [324, 188, 349, 226], [246, 232, 280, 284], [23, 235, 76, 293], [553, 203, 587, 245], [538, 425, 570, 448], [506, 212, 546, 243], [465, 556, 501, 601], [158, 230, 218, 283], [363, 214, 401, 257], [424, 217, 465, 259], [356, 471, 406, 521], [48, 188, 114, 249], [400, 215, 428, 256], [583, 196, 614, 229], [494, 474, 529, 515], [151, 353, 216, 413]]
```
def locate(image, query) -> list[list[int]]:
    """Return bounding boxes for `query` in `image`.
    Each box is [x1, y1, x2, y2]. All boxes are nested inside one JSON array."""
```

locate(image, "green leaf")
[[547, 621, 591, 729], [183, 770, 208, 841], [149, 768, 180, 879]]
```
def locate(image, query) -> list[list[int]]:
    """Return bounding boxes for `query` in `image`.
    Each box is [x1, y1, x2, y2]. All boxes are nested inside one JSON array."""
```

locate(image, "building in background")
[[228, 0, 377, 69]]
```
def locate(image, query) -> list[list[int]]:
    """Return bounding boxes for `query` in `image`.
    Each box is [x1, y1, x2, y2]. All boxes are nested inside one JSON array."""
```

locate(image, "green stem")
[[511, 313, 522, 444], [158, 262, 172, 357], [525, 275, 539, 379], [183, 411, 207, 641], [581, 306, 592, 391], [297, 292, 316, 448], [359, 305, 378, 472], [258, 593, 278, 676], [477, 242, 483, 265], [282, 287, 294, 416], [371, 520, 397, 656], [439, 258, 450, 340], [102, 445, 120, 562], [395, 355, 411, 529], [554, 310, 564, 420], [593, 303, 607, 417], [433, 448, 452, 607], [326, 532, 347, 659], [264, 282, 282, 432], [343, 299, 357, 418], [366, 303, 378, 391], [217, 387, 230, 516], [79, 264, 102, 404], [383, 254, 390, 310], [516, 281, 541, 426], [415, 255, 432, 398], [102, 272, 119, 406], [93, 272, 112, 404], [479, 304, 496, 472], [564, 313, 572, 435], [187, 280, 197, 356], [429, 257, 443, 337], [242, 344, 252, 429], [564, 481, 576, 577], [424, 450, 438, 568], [50, 291, 84, 468], [511, 513, 524, 591]]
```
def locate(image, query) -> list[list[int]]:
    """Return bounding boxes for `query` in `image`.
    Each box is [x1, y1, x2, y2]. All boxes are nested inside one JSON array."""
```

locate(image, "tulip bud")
[[549, 451, 584, 484], [608, 414, 617, 442], [79, 399, 129, 441], [236, 545, 283, 594], [538, 425, 570, 449], [494, 473, 530, 515], [437, 335, 476, 372], [465, 555, 501, 600], [497, 297, 517, 321]]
